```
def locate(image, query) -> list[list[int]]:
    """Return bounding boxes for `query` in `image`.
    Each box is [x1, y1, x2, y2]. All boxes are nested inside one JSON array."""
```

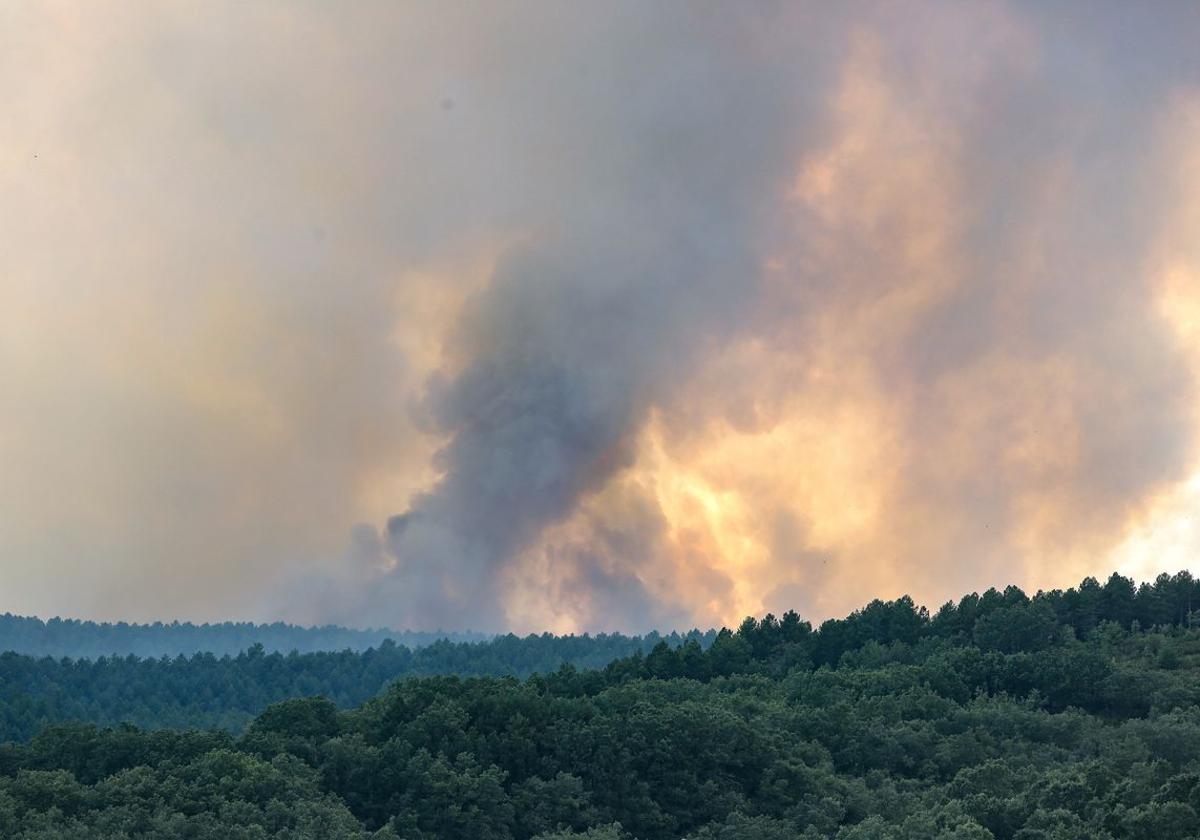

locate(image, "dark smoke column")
[[379, 225, 763, 629], [365, 11, 806, 629]]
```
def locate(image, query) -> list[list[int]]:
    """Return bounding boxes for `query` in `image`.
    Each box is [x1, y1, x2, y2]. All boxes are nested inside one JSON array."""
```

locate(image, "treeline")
[[626, 569, 1200, 681], [3, 570, 1197, 746], [0, 614, 489, 659], [0, 631, 713, 743], [3, 572, 1200, 837]]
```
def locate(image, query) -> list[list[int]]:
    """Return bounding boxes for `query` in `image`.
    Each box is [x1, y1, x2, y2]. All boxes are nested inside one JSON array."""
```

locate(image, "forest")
[[0, 631, 712, 743], [0, 614, 492, 659], [3, 571, 1200, 838]]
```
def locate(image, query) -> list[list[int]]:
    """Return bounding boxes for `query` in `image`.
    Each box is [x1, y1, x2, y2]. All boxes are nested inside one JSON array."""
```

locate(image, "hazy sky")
[[3, 1, 1200, 632]]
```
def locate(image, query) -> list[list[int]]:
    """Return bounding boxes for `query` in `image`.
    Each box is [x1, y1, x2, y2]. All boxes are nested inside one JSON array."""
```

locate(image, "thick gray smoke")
[[358, 0, 1200, 630], [366, 10, 814, 629], [6, 2, 1200, 630]]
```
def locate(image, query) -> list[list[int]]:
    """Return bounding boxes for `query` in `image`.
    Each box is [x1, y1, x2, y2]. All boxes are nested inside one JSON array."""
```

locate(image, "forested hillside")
[[0, 631, 713, 742], [0, 614, 490, 658], [4, 572, 1200, 838]]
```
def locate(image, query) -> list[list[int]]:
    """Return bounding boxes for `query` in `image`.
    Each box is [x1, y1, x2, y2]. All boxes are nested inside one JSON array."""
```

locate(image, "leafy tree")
[[973, 602, 1060, 654]]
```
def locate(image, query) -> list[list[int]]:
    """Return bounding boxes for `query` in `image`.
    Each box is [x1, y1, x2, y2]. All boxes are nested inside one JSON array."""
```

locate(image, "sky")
[[3, 1, 1200, 632]]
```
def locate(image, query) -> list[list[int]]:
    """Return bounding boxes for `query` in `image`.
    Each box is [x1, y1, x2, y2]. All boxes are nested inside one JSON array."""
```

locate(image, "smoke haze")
[[3, 2, 1200, 631]]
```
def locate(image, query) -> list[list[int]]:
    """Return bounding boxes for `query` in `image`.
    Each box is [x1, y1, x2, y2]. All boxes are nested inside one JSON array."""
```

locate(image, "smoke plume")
[[4, 2, 1200, 630]]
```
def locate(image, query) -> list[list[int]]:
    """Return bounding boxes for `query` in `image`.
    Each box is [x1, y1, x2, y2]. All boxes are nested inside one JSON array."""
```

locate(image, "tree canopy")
[[4, 571, 1200, 838]]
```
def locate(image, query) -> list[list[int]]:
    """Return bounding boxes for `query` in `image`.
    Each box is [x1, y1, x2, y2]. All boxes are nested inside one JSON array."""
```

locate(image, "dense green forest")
[[0, 614, 491, 658], [4, 571, 1200, 838], [0, 631, 713, 742]]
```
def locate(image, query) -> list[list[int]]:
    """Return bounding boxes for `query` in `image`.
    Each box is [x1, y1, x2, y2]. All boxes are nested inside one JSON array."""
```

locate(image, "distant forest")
[[0, 630, 714, 742], [5, 571, 1200, 837], [0, 614, 491, 658]]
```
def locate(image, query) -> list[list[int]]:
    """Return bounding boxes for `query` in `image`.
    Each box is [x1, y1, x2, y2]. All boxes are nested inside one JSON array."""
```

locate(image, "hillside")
[[0, 631, 713, 743], [2, 572, 1200, 837], [0, 614, 491, 659]]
